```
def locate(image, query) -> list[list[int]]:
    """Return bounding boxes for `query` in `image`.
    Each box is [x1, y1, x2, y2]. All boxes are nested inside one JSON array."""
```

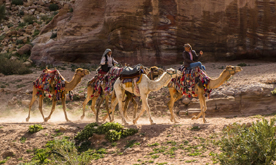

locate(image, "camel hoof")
[[151, 122, 156, 125], [26, 118, 30, 122], [133, 120, 137, 125], [80, 115, 85, 120], [203, 120, 207, 123], [44, 117, 49, 122], [124, 122, 129, 126], [174, 120, 179, 124], [191, 116, 197, 120], [66, 120, 72, 123]]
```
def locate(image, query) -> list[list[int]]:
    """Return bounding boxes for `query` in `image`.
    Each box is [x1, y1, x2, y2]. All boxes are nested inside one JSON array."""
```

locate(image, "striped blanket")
[[103, 67, 123, 93], [168, 66, 212, 98], [33, 69, 66, 100]]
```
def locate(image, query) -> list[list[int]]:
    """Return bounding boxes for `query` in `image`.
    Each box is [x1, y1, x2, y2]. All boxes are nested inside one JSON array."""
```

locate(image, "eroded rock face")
[[31, 0, 276, 65]]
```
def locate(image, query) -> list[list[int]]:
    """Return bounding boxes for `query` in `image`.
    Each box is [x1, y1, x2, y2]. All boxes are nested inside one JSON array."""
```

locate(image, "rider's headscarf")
[[102, 49, 112, 58]]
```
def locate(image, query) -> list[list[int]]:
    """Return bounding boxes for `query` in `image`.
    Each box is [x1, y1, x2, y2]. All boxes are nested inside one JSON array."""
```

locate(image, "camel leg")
[[102, 92, 116, 122], [81, 95, 92, 119], [167, 88, 182, 123], [202, 96, 207, 123], [131, 97, 138, 120], [26, 86, 38, 122], [104, 95, 112, 122], [114, 85, 128, 125], [61, 97, 70, 122], [191, 93, 204, 122], [133, 101, 146, 125], [95, 96, 105, 123], [38, 95, 46, 122], [134, 93, 155, 125], [44, 97, 57, 122], [123, 93, 132, 121], [90, 96, 98, 116]]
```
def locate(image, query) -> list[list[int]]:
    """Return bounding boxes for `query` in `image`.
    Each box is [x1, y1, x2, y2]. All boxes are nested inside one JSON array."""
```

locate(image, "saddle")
[[120, 64, 143, 79]]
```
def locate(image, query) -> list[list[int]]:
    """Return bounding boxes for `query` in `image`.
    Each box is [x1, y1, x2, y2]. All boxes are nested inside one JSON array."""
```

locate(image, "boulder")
[[17, 44, 32, 55]]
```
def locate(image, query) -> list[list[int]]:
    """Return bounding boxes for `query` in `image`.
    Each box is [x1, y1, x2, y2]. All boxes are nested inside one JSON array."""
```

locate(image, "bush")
[[23, 15, 35, 24], [0, 56, 32, 75], [0, 4, 5, 23], [105, 130, 121, 142], [28, 124, 44, 133], [271, 88, 276, 95], [11, 0, 23, 5], [217, 118, 276, 165], [49, 4, 59, 11], [75, 122, 138, 143], [237, 63, 247, 67]]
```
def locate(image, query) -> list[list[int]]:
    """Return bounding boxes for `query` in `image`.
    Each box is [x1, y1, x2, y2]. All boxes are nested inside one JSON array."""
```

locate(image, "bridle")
[[166, 69, 177, 77]]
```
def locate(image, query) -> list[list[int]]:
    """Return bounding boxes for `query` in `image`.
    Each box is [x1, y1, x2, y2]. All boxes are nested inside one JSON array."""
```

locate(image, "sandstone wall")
[[31, 0, 276, 65]]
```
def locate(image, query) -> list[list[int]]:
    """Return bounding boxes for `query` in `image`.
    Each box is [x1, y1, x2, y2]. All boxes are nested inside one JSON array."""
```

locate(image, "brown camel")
[[26, 68, 90, 122], [167, 65, 242, 123]]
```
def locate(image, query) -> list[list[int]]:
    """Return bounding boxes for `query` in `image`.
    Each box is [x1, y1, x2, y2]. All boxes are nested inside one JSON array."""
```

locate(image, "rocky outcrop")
[[30, 0, 276, 65]]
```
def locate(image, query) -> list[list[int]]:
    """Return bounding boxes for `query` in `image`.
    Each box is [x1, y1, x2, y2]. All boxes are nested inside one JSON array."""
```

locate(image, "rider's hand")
[[200, 51, 203, 55]]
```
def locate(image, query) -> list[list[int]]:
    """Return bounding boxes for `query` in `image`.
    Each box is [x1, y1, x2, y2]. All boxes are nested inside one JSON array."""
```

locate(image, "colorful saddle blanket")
[[33, 69, 66, 100], [87, 69, 107, 97], [103, 67, 123, 93], [168, 66, 212, 98]]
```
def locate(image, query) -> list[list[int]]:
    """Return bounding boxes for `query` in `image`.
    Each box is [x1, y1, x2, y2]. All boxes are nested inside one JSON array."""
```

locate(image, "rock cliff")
[[26, 0, 276, 64]]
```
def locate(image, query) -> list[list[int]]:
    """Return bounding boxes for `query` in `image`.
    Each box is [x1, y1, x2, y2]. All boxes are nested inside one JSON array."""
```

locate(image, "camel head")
[[75, 68, 90, 77], [166, 68, 182, 78], [225, 65, 242, 76], [147, 66, 165, 80]]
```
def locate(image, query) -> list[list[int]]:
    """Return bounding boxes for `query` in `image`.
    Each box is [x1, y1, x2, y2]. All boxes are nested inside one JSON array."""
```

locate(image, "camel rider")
[[183, 43, 206, 71], [100, 49, 118, 72]]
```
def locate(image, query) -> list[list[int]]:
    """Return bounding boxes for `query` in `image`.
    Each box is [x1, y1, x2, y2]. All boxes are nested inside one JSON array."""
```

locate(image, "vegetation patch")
[[11, 0, 23, 5], [49, 4, 59, 11], [216, 118, 276, 164], [0, 56, 32, 75], [28, 124, 44, 133]]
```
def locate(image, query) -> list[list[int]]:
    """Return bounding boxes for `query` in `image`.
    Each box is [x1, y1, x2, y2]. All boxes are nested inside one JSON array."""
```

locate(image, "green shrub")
[[7, 24, 13, 28], [11, 0, 23, 5], [0, 56, 32, 75], [217, 118, 276, 165], [49, 4, 59, 11], [0, 4, 5, 23], [50, 32, 57, 39], [121, 128, 138, 138], [23, 15, 35, 24], [75, 122, 138, 143], [69, 8, 73, 12], [28, 124, 44, 133], [74, 123, 99, 142], [0, 34, 5, 41], [271, 88, 276, 95], [105, 130, 121, 142], [96, 122, 124, 134]]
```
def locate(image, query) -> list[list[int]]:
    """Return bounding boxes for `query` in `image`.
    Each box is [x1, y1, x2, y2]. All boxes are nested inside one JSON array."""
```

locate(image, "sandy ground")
[[0, 60, 275, 164]]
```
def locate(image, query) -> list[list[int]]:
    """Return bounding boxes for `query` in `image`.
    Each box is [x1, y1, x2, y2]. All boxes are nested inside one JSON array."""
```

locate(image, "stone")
[[17, 44, 32, 55]]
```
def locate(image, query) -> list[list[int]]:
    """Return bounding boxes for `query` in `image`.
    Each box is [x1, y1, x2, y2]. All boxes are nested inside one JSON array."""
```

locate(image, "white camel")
[[111, 68, 181, 125]]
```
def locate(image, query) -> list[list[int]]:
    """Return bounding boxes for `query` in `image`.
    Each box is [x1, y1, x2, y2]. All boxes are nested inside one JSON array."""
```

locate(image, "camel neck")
[[65, 74, 82, 92], [148, 72, 172, 91], [207, 70, 231, 89]]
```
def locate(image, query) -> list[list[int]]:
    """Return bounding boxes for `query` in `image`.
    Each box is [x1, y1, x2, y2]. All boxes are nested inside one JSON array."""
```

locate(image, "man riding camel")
[[183, 43, 206, 71]]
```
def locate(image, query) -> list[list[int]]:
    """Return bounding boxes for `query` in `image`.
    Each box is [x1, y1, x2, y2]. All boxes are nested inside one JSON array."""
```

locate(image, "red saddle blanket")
[[168, 66, 212, 98], [33, 69, 66, 100]]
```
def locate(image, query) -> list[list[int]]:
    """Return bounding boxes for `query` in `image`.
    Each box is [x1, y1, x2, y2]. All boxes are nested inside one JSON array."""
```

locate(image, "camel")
[[81, 66, 163, 123], [167, 65, 242, 123], [111, 68, 181, 125], [26, 68, 90, 122], [147, 66, 164, 80]]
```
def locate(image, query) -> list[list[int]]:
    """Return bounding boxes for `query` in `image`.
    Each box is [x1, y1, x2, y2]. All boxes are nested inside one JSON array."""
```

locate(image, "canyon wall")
[[30, 0, 276, 65]]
